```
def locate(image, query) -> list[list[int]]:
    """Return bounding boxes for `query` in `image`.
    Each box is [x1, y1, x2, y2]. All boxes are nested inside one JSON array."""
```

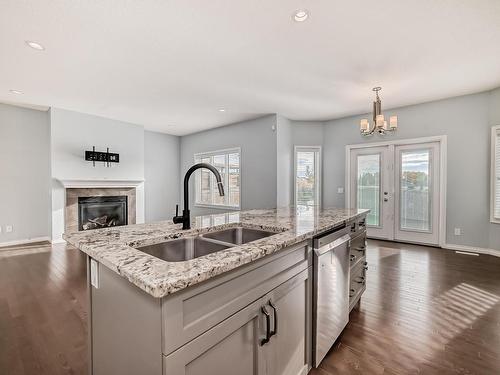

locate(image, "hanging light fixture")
[[359, 87, 398, 136]]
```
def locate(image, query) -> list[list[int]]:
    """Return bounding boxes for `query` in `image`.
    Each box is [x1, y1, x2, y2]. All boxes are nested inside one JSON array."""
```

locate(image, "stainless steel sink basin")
[[201, 227, 277, 245], [135, 237, 232, 262]]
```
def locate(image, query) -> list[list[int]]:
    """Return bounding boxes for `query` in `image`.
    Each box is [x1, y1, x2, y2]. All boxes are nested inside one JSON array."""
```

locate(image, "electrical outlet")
[[454, 228, 462, 236], [337, 187, 344, 194], [5, 225, 13, 233]]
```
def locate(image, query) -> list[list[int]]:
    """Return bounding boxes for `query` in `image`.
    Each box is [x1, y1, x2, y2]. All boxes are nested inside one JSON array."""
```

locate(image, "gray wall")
[[290, 121, 325, 147], [50, 107, 145, 181], [276, 115, 293, 206], [180, 115, 277, 216], [323, 90, 500, 250], [144, 130, 180, 222], [50, 108, 146, 241], [0, 104, 50, 244]]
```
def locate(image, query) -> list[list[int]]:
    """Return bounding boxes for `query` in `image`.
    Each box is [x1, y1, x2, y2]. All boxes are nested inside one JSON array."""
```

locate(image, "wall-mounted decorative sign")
[[85, 147, 120, 167]]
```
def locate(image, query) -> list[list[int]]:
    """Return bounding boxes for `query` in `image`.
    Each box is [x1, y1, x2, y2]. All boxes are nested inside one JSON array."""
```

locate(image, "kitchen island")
[[65, 207, 368, 375]]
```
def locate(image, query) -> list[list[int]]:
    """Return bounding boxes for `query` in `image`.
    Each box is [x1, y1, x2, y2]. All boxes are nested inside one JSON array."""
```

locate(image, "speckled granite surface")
[[64, 207, 368, 298]]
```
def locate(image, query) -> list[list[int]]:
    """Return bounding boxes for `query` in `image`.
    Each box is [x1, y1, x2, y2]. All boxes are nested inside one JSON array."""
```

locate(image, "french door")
[[348, 141, 441, 246]]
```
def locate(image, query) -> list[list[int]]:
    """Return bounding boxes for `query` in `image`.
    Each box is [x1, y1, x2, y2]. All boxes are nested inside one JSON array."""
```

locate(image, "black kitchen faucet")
[[173, 163, 225, 230]]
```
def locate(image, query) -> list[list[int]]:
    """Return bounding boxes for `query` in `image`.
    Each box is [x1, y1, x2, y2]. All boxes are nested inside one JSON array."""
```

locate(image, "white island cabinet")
[[90, 241, 312, 375]]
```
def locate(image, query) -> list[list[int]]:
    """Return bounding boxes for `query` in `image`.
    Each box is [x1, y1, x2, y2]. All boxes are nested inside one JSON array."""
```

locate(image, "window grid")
[[294, 146, 321, 208], [194, 148, 240, 209]]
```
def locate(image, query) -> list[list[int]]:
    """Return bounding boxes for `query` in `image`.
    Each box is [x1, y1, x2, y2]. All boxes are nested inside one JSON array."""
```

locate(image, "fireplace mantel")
[[57, 179, 145, 189]]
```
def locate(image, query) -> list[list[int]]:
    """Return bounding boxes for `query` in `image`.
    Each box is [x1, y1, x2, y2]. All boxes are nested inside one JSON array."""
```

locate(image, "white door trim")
[[346, 135, 447, 247]]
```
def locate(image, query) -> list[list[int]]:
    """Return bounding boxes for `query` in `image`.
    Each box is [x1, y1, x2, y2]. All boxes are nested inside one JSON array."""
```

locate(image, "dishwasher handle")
[[314, 233, 351, 256]]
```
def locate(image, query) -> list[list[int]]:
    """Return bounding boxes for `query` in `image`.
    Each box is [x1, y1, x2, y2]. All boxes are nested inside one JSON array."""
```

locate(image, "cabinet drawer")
[[349, 232, 366, 268], [161, 242, 310, 355], [348, 215, 367, 237], [349, 260, 367, 308], [163, 268, 310, 375]]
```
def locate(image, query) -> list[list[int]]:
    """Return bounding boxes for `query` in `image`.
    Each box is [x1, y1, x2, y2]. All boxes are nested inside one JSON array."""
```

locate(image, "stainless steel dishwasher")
[[312, 224, 351, 367]]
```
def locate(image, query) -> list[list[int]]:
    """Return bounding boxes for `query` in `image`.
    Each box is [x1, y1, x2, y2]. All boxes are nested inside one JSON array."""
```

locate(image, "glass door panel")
[[400, 149, 431, 232], [349, 146, 393, 240], [395, 142, 440, 245], [357, 154, 381, 227]]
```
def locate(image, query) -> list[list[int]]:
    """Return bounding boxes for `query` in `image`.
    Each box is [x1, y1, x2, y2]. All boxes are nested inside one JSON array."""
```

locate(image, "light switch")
[[454, 228, 462, 236], [5, 225, 13, 233], [337, 187, 344, 194]]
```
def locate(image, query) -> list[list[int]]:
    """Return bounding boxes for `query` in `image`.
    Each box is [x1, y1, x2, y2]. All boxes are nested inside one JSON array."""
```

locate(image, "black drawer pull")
[[268, 300, 277, 337], [355, 276, 365, 284], [260, 306, 271, 346]]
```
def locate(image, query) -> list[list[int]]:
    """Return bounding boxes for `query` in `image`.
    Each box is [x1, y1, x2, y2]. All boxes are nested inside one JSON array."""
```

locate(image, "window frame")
[[491, 125, 500, 224], [294, 146, 322, 208], [194, 147, 241, 210]]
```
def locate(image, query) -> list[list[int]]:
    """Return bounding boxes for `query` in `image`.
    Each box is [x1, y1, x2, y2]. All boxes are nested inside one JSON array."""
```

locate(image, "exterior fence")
[[358, 186, 429, 230]]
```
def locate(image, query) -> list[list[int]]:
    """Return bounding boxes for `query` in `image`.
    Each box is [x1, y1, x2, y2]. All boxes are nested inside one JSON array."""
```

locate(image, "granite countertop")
[[64, 207, 369, 298]]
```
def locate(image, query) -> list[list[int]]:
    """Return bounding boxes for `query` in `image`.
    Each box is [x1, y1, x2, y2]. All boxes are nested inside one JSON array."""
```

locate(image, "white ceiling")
[[1, 1, 500, 135]]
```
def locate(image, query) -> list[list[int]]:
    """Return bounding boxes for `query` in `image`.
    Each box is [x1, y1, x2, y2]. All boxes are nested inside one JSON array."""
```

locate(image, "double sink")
[[134, 227, 278, 262]]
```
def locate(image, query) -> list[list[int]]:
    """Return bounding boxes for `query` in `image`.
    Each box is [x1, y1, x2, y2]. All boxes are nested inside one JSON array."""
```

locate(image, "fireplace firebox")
[[78, 196, 128, 231]]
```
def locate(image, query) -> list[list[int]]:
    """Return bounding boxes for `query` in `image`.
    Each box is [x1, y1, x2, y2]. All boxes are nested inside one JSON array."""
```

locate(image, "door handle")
[[260, 306, 271, 346], [268, 300, 278, 337]]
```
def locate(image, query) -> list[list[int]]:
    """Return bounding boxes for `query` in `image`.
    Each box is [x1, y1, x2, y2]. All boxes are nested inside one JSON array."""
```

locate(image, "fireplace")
[[78, 196, 128, 231], [64, 187, 137, 234]]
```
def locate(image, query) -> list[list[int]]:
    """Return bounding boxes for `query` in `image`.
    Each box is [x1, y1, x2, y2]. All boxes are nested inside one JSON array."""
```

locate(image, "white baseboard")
[[51, 238, 67, 244], [0, 236, 51, 249], [297, 365, 309, 375], [443, 243, 500, 258]]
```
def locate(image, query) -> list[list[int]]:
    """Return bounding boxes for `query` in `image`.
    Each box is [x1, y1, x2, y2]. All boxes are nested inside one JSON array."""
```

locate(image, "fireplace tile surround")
[[65, 187, 136, 233]]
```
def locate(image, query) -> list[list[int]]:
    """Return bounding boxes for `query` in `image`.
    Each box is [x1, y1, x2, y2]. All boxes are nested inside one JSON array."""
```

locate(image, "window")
[[294, 146, 321, 208], [492, 126, 500, 223], [194, 148, 240, 209]]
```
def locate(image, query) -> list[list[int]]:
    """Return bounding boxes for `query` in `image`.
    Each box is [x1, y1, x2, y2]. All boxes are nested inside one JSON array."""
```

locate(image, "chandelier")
[[359, 87, 398, 136]]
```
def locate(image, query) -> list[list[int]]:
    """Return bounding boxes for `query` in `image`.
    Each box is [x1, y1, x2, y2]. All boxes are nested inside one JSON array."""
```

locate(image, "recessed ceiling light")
[[25, 40, 45, 51], [218, 109, 226, 112], [9, 89, 23, 95], [293, 9, 309, 22]]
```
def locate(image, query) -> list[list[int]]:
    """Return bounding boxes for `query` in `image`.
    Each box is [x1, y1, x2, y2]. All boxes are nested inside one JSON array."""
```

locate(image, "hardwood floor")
[[0, 243, 87, 375], [1, 240, 499, 374]]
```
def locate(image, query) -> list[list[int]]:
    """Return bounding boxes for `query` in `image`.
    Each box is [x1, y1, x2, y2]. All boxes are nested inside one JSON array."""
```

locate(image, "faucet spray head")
[[217, 181, 225, 196]]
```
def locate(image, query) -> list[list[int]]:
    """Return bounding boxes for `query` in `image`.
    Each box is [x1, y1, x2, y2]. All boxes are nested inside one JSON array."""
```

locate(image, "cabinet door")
[[163, 296, 266, 375], [263, 268, 311, 375]]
